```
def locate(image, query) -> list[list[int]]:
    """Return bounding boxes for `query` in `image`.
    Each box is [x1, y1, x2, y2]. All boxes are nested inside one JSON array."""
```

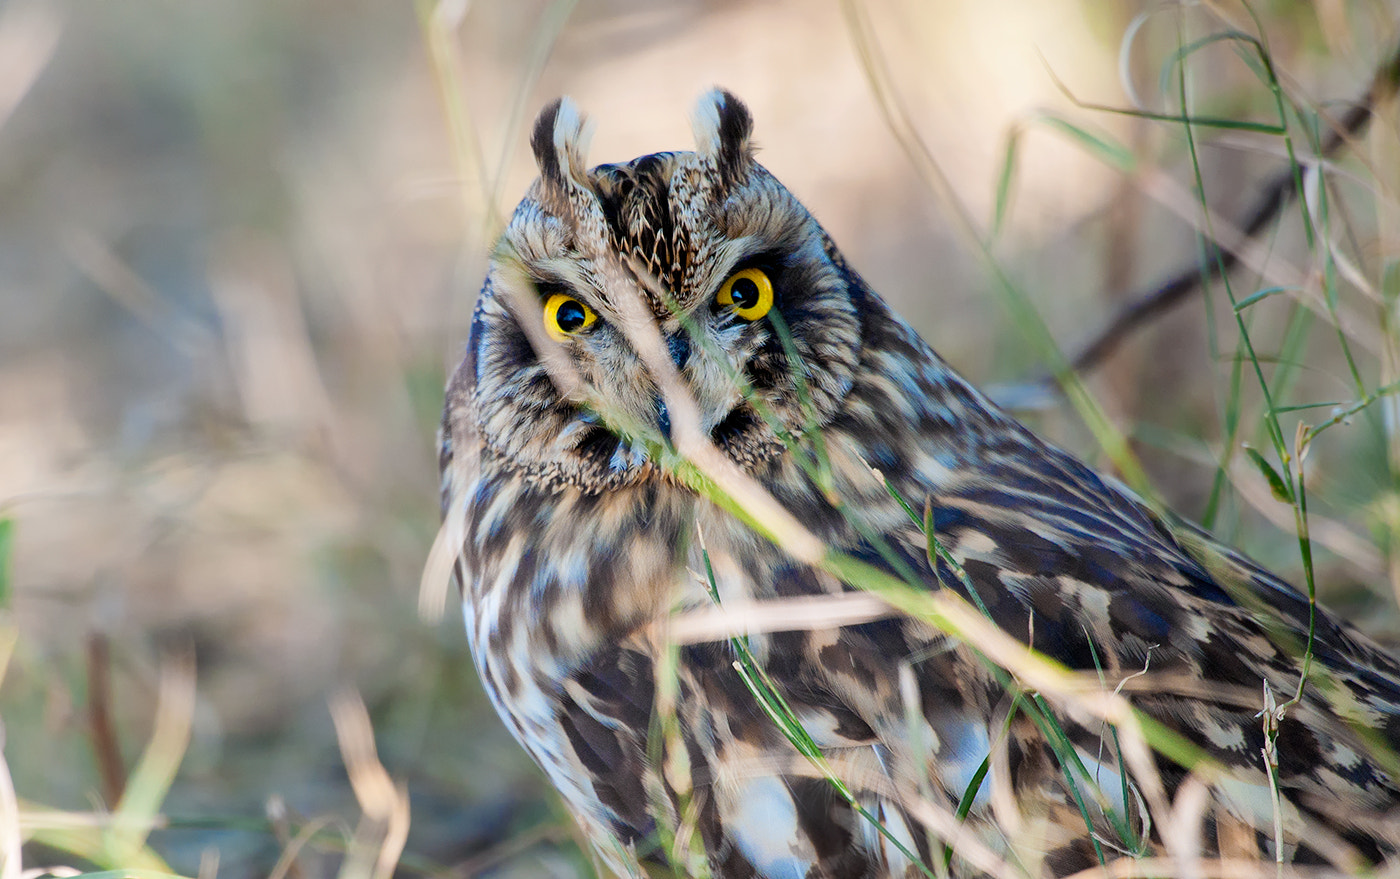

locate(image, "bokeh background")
[[2, 1, 1398, 877]]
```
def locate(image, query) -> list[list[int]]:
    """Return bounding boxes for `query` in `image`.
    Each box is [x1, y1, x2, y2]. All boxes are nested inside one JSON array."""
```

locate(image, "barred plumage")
[[439, 90, 1400, 877]]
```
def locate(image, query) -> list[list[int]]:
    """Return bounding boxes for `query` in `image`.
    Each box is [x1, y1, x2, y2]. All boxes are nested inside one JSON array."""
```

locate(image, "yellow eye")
[[543, 293, 597, 341], [715, 267, 774, 321]]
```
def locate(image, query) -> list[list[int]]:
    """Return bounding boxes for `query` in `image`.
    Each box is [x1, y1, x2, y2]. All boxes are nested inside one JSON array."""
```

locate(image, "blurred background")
[[1, 0, 1397, 876]]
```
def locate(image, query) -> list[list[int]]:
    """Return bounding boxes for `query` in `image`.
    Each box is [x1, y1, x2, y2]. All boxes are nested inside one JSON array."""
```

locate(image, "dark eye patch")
[[532, 278, 572, 302], [715, 250, 787, 311]]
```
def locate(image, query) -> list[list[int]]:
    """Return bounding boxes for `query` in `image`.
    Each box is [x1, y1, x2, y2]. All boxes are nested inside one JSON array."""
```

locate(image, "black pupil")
[[730, 276, 760, 310], [557, 299, 586, 332]]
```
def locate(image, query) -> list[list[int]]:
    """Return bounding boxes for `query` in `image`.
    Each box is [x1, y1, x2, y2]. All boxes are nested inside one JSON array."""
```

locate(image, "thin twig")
[[85, 633, 125, 807], [1066, 36, 1400, 377], [665, 591, 901, 645]]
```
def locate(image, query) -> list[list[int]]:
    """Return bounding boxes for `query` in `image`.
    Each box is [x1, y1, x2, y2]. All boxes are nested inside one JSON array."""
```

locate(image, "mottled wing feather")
[[560, 647, 660, 854], [877, 406, 1400, 846]]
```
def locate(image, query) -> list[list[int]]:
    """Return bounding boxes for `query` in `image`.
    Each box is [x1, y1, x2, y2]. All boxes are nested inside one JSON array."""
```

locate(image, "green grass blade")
[[0, 516, 11, 609], [104, 660, 194, 867]]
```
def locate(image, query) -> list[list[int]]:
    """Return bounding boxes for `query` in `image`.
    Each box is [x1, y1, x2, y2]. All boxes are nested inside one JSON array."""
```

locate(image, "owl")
[[439, 90, 1400, 878]]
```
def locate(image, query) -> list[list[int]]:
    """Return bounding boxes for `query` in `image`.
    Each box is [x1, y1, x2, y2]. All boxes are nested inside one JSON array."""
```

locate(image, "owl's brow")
[[711, 240, 783, 282], [531, 258, 601, 301]]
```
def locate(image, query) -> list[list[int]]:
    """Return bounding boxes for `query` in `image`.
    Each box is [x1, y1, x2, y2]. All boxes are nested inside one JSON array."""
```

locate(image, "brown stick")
[[86, 632, 125, 805]]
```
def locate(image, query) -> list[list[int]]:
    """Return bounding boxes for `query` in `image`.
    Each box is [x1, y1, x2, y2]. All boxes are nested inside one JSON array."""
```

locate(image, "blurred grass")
[[0, 0, 1396, 877]]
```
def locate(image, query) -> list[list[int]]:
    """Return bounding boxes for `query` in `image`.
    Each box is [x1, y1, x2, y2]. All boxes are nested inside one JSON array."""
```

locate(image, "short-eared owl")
[[439, 90, 1400, 877]]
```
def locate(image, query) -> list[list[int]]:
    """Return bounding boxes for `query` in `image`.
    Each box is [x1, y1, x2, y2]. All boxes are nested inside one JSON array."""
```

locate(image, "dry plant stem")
[[1133, 168, 1384, 356], [736, 753, 1022, 879], [843, 0, 1153, 502], [1227, 459, 1382, 578], [419, 488, 467, 622], [1162, 773, 1210, 879], [876, 780, 1018, 879], [1200, 0, 1399, 195], [419, 255, 589, 622], [329, 690, 410, 879], [1068, 34, 1400, 376], [1099, 104, 1149, 426], [265, 815, 336, 879], [66, 229, 208, 357], [441, 823, 569, 879], [498, 257, 587, 403], [85, 633, 125, 807], [0, 729, 20, 879], [838, 1, 975, 248], [1062, 857, 1360, 879], [15, 810, 168, 833], [604, 253, 825, 563], [667, 592, 901, 644], [0, 1, 63, 133], [105, 651, 194, 866], [483, 0, 578, 220], [198, 846, 219, 879], [0, 630, 18, 879], [264, 795, 298, 879], [421, 0, 497, 236], [1375, 63, 1400, 612]]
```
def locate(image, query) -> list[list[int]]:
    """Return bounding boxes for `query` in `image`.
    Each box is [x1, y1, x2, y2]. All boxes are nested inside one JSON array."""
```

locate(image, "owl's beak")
[[665, 332, 691, 371]]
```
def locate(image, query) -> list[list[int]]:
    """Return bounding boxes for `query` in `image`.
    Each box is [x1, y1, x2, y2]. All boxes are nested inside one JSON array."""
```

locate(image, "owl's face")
[[466, 91, 863, 491]]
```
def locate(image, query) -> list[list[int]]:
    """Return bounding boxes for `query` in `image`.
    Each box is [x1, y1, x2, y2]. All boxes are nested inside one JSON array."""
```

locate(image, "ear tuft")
[[691, 88, 754, 190], [530, 97, 595, 220], [530, 98, 565, 193]]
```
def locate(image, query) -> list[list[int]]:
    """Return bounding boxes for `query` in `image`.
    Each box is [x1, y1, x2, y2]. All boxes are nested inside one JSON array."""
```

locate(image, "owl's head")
[[463, 90, 863, 492]]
